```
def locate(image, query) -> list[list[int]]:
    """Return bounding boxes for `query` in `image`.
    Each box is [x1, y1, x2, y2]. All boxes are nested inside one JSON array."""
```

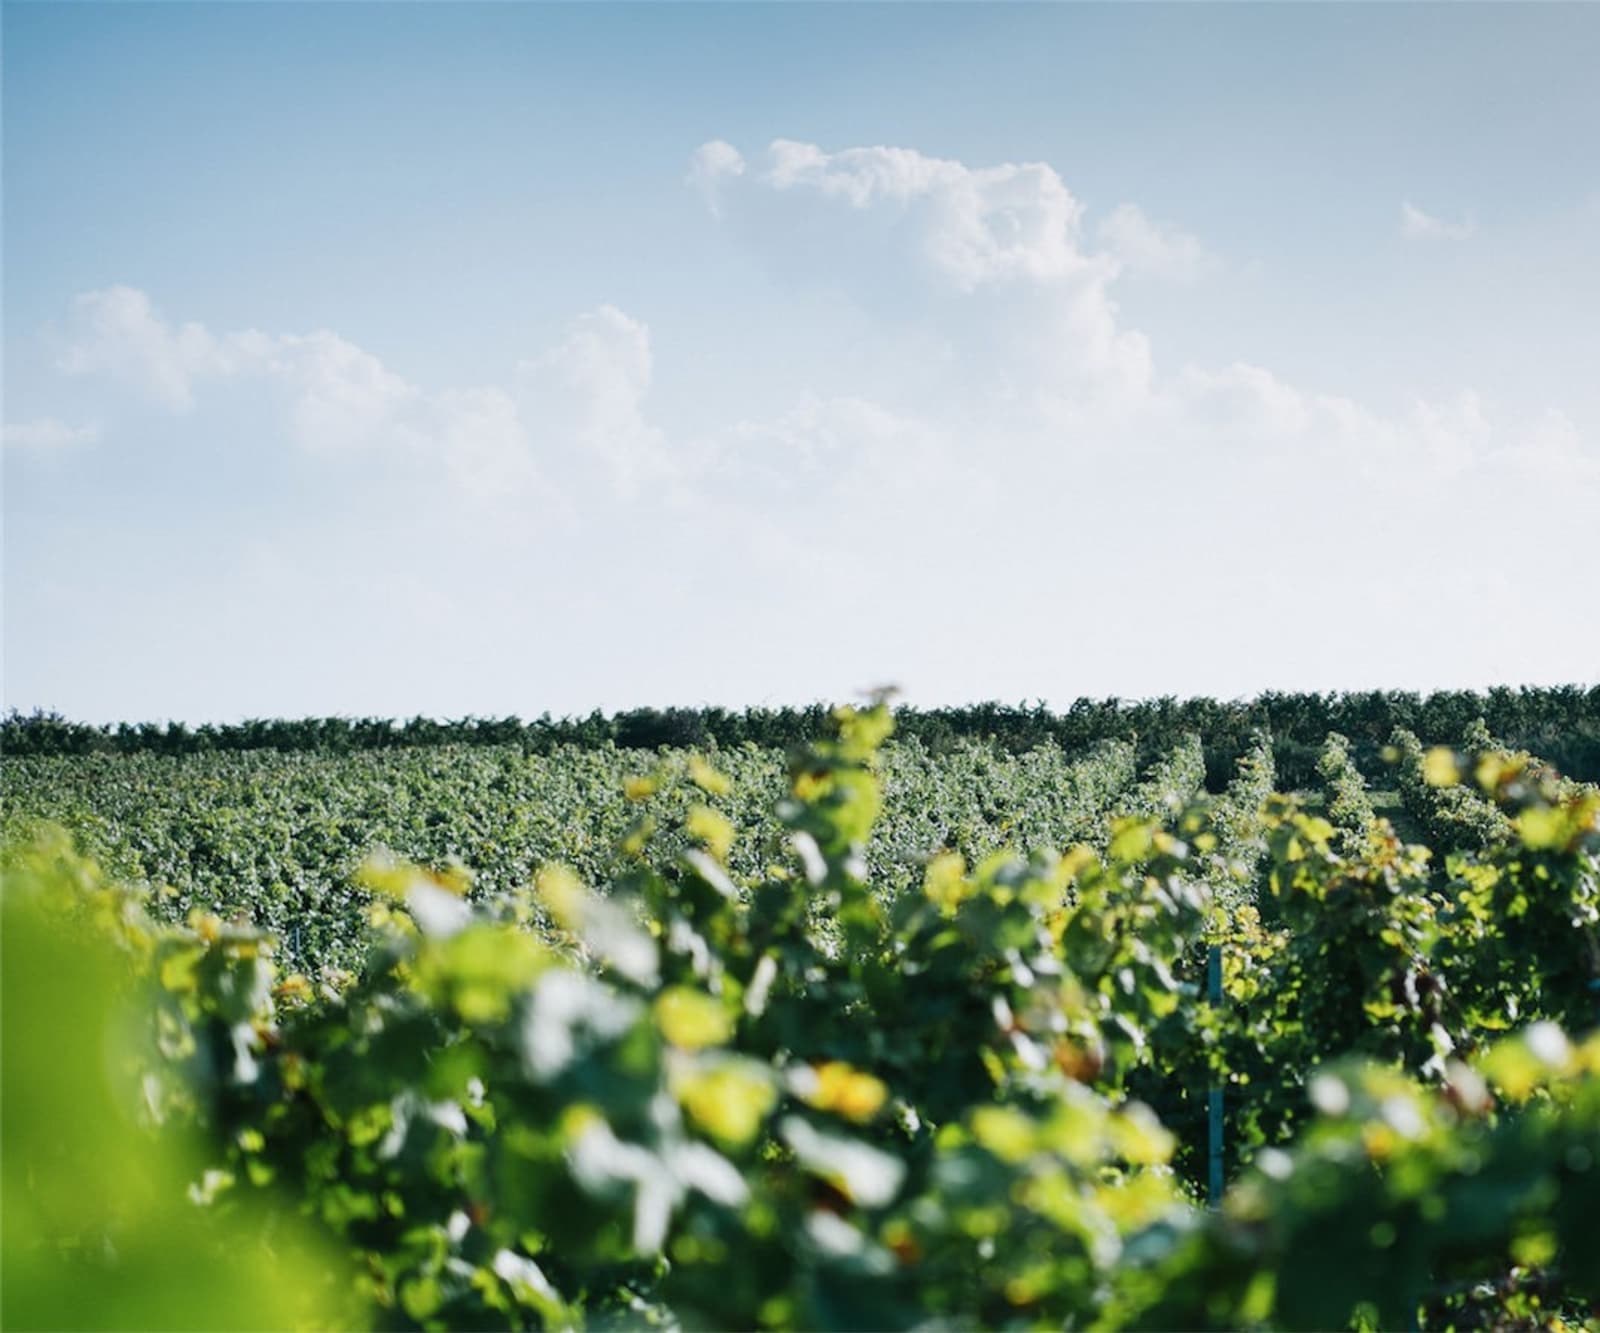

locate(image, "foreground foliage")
[[4, 706, 1599, 1330]]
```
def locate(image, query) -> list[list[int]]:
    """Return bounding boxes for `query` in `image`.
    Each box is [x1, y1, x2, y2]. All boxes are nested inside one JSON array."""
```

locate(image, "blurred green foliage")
[[2, 833, 354, 1330]]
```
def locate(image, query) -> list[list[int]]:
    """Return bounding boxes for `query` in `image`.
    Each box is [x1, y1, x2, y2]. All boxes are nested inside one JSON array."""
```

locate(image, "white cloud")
[[516, 305, 671, 495], [44, 147, 1590, 546], [278, 331, 421, 452], [715, 392, 971, 509], [687, 139, 1599, 512], [537, 306, 653, 418], [687, 140, 745, 216], [45, 289, 695, 504], [728, 393, 918, 465], [695, 138, 1155, 411], [3, 417, 100, 449], [55, 289, 425, 451], [1400, 201, 1475, 241], [1097, 203, 1216, 282], [697, 137, 1099, 292], [1167, 362, 1316, 440], [54, 286, 248, 409], [1489, 408, 1600, 484], [430, 386, 554, 506], [12, 134, 1599, 719], [1406, 390, 1492, 476]]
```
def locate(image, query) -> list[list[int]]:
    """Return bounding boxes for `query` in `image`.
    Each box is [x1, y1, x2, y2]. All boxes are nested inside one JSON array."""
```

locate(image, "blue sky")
[[5, 2, 1597, 723]]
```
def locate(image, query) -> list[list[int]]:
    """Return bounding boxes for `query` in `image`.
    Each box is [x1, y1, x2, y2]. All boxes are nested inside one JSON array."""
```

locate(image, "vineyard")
[[4, 694, 1600, 1330]]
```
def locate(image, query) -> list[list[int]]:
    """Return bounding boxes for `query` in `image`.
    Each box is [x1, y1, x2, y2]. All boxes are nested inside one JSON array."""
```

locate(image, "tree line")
[[5, 685, 1598, 784]]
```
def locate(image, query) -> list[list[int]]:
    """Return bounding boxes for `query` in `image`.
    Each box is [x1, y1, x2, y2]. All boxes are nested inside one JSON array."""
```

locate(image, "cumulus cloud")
[[273, 331, 421, 453], [55, 289, 427, 453], [1489, 408, 1600, 484], [1400, 201, 1476, 241], [687, 140, 745, 216], [42, 143, 1593, 539], [710, 138, 1096, 291], [54, 286, 251, 410], [431, 386, 546, 502], [715, 392, 967, 507], [46, 288, 694, 505], [1097, 204, 1216, 282], [687, 139, 1599, 506], [694, 138, 1155, 410], [1150, 363, 1585, 493], [1406, 390, 1492, 476], [516, 305, 672, 495], [1166, 362, 1318, 441], [728, 393, 920, 464], [3, 417, 100, 449]]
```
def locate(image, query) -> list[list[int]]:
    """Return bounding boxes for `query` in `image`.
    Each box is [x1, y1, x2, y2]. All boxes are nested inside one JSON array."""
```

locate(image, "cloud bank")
[[14, 138, 1597, 712], [38, 146, 1593, 518], [691, 139, 1586, 494]]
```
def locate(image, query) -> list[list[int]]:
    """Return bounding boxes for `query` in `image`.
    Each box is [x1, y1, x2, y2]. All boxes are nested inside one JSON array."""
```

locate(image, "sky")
[[4, 2, 1598, 724]]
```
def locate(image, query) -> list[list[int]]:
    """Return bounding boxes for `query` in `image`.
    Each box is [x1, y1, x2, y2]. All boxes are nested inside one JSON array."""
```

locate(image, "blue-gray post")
[[1207, 943, 1224, 1208]]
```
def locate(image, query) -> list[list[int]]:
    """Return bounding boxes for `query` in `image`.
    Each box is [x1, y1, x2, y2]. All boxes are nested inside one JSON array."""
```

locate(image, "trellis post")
[[1207, 942, 1224, 1208]]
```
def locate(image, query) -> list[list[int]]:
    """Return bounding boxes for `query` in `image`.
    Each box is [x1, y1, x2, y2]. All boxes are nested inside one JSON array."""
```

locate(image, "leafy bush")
[[1317, 731, 1379, 855]]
